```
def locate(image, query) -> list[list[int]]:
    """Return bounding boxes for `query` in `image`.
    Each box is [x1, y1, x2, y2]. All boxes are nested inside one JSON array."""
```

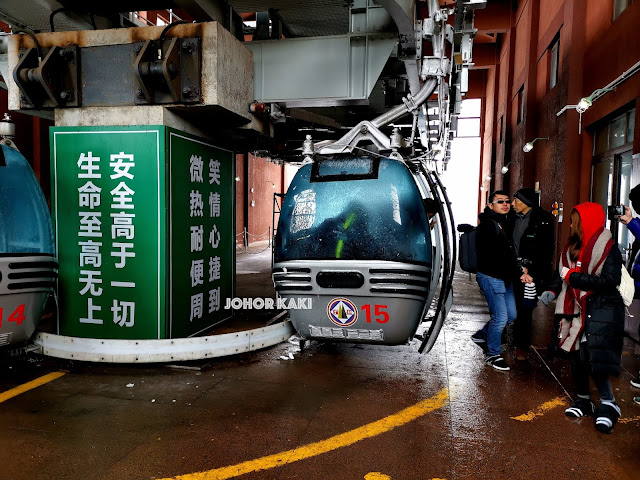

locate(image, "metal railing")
[[236, 227, 272, 253]]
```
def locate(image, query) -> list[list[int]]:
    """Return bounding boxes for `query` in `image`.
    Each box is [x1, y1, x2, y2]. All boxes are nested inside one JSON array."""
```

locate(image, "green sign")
[[168, 130, 234, 337], [51, 126, 234, 339]]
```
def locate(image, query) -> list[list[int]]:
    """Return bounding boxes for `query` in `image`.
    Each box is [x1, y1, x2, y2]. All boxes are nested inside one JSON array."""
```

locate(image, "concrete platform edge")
[[31, 320, 295, 363]]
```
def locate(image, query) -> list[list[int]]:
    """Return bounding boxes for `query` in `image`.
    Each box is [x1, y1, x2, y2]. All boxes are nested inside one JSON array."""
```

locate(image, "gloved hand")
[[539, 291, 556, 306]]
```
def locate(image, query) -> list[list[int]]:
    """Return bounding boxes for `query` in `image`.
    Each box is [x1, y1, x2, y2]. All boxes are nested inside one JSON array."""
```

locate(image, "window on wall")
[[591, 107, 636, 258], [593, 108, 636, 155], [517, 86, 524, 125], [614, 0, 636, 20], [549, 34, 560, 89]]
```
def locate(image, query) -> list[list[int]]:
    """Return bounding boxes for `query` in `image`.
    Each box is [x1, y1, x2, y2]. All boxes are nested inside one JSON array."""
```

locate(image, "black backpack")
[[458, 221, 499, 273], [458, 224, 479, 273]]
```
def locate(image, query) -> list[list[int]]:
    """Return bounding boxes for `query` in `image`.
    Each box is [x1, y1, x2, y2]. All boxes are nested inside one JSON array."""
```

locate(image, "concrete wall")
[[7, 22, 256, 128]]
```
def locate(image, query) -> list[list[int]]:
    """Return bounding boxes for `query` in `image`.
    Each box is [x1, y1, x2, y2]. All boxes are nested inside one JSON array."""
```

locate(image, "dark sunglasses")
[[492, 199, 510, 204]]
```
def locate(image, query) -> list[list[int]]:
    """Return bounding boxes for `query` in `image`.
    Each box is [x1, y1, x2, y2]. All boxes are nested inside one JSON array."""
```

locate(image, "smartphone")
[[607, 205, 624, 218]]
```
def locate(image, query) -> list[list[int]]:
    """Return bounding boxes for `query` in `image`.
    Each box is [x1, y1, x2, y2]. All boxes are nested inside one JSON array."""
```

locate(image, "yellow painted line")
[[159, 388, 449, 480], [0, 371, 66, 404], [364, 475, 446, 480], [510, 396, 567, 422], [618, 416, 640, 424]]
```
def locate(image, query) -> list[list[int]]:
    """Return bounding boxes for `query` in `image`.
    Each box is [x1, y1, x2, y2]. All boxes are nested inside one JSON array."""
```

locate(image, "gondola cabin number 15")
[[361, 304, 389, 323]]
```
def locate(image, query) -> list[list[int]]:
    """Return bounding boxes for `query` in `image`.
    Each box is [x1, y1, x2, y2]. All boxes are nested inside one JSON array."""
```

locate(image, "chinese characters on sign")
[[188, 155, 222, 322], [77, 152, 103, 325], [77, 151, 137, 329], [54, 127, 231, 339]]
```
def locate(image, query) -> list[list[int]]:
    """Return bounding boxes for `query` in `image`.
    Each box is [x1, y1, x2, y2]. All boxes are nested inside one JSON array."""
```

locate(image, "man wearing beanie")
[[507, 187, 555, 360]]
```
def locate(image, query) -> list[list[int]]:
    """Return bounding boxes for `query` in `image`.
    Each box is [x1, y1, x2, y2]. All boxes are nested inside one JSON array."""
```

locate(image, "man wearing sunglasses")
[[472, 190, 529, 371]]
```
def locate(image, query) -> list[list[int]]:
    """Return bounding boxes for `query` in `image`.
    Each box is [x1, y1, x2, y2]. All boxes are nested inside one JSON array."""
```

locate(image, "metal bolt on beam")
[[182, 40, 194, 53]]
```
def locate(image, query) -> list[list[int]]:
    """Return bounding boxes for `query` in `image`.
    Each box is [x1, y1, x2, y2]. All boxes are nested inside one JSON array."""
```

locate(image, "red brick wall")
[[246, 153, 283, 245], [474, 0, 640, 260]]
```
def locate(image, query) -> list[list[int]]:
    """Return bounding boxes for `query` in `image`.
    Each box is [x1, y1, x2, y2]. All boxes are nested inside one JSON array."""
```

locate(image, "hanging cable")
[[50, 8, 97, 33], [89, 13, 97, 30], [12, 29, 42, 62], [159, 20, 190, 42], [49, 8, 66, 33]]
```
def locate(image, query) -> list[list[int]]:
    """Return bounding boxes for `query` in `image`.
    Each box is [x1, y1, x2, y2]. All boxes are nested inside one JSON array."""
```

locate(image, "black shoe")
[[471, 332, 488, 353], [595, 402, 621, 434], [514, 347, 528, 361], [564, 398, 595, 418], [630, 374, 640, 389], [485, 354, 510, 371]]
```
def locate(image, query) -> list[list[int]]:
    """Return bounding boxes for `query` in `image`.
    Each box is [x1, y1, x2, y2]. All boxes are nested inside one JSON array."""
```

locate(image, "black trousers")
[[512, 281, 533, 349], [569, 349, 614, 401]]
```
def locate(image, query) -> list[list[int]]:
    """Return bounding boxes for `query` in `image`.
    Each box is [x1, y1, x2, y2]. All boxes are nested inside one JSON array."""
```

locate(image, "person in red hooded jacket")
[[539, 202, 625, 434]]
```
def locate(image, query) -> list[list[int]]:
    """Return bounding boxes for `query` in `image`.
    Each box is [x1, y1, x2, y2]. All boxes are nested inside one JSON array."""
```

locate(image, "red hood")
[[573, 202, 605, 246]]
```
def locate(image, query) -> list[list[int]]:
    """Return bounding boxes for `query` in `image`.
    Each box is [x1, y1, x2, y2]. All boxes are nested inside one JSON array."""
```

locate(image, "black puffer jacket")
[[476, 207, 521, 281], [507, 207, 555, 293], [548, 246, 625, 375]]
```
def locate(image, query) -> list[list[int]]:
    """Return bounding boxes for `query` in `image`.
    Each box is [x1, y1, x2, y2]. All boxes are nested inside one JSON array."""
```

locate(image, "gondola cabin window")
[[275, 156, 431, 265]]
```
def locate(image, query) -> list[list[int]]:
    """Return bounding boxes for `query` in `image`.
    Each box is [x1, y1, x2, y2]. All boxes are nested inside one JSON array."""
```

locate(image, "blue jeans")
[[476, 272, 517, 356]]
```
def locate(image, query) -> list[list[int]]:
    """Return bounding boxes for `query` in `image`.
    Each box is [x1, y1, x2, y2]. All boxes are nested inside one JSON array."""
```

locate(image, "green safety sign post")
[[51, 126, 234, 339]]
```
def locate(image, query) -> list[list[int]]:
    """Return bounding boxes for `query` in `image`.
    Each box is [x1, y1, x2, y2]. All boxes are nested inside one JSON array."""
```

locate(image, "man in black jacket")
[[472, 190, 528, 371], [508, 187, 555, 360]]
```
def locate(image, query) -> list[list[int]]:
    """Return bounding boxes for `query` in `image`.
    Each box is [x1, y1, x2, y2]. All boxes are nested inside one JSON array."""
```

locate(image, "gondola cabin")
[[0, 144, 57, 348], [273, 154, 450, 348]]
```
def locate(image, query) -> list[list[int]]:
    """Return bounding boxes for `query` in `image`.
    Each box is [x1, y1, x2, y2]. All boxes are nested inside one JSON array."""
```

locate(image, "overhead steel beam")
[[246, 33, 397, 106], [286, 107, 342, 129], [373, 0, 421, 95]]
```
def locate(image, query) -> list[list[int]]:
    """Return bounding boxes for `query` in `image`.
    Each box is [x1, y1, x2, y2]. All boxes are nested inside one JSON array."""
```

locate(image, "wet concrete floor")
[[1, 246, 640, 480]]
